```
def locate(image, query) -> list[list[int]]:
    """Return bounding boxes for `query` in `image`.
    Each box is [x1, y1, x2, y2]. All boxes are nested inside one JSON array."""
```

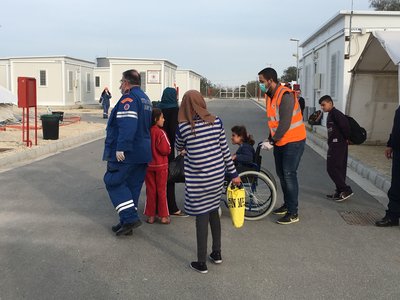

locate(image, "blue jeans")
[[102, 103, 110, 118], [273, 139, 305, 215]]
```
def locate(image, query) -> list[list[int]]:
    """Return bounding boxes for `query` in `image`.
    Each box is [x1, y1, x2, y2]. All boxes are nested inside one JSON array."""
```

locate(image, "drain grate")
[[338, 210, 382, 226]]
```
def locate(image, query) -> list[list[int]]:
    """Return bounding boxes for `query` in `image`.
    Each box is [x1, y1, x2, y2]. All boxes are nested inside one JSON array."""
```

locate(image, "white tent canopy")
[[348, 31, 400, 143], [0, 85, 17, 105], [373, 31, 400, 65]]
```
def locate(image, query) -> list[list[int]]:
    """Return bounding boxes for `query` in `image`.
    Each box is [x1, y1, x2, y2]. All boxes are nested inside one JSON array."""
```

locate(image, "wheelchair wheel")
[[238, 170, 277, 221], [259, 167, 277, 189]]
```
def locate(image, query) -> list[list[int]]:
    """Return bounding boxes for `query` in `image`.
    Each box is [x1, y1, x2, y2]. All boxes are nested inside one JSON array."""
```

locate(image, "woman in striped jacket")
[[175, 90, 241, 274]]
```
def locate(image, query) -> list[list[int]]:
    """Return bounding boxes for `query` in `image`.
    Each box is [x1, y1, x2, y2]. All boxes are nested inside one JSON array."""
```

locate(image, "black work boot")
[[115, 220, 142, 236], [375, 215, 399, 227]]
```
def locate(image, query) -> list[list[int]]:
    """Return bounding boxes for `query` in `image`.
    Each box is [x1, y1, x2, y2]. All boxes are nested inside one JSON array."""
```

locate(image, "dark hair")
[[152, 108, 162, 126], [123, 69, 141, 86], [318, 95, 333, 105], [258, 67, 278, 83], [231, 125, 255, 146]]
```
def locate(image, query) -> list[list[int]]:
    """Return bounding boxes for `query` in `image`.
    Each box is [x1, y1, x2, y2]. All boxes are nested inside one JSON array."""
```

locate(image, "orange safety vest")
[[266, 85, 306, 146]]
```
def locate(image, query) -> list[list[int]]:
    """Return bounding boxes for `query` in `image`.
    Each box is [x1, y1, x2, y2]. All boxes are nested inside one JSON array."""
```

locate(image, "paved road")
[[1, 99, 399, 299]]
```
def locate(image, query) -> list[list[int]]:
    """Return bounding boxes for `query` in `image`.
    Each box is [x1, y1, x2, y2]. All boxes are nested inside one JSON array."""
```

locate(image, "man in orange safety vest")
[[258, 67, 306, 225]]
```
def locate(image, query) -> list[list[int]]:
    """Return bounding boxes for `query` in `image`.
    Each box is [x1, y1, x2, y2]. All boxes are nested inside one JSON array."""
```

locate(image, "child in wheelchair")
[[230, 125, 256, 173], [223, 125, 256, 188]]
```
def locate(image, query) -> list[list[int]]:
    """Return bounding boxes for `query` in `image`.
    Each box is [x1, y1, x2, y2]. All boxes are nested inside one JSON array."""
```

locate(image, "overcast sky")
[[0, 0, 372, 86]]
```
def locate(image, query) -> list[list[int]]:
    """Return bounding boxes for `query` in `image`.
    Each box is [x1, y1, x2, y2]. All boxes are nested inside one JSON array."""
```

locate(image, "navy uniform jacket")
[[387, 106, 400, 151], [103, 86, 152, 164]]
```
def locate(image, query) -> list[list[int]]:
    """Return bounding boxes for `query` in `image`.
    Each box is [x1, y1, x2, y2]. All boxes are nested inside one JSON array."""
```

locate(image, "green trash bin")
[[40, 114, 60, 140], [52, 111, 64, 122]]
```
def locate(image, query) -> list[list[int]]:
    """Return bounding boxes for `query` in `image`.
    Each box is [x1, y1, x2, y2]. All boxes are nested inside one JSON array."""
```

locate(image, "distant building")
[[299, 10, 400, 143], [94, 57, 178, 106], [176, 69, 202, 101], [0, 56, 202, 107], [0, 56, 95, 106]]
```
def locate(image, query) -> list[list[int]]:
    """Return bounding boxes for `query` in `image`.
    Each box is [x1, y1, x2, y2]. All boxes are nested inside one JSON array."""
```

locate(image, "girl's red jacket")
[[148, 125, 171, 171]]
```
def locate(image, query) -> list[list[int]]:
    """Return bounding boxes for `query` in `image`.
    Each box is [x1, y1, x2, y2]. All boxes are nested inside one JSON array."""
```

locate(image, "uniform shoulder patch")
[[121, 98, 133, 104]]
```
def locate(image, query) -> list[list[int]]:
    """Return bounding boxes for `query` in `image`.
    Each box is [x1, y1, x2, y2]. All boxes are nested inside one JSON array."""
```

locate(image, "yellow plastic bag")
[[227, 184, 246, 228]]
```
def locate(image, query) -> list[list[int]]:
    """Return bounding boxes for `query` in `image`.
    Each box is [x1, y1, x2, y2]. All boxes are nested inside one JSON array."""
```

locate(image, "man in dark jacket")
[[376, 106, 400, 227], [103, 69, 152, 236], [319, 95, 353, 202], [297, 90, 305, 118]]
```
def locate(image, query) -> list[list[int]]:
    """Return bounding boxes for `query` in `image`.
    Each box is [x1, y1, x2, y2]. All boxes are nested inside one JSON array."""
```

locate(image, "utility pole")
[[290, 38, 300, 83]]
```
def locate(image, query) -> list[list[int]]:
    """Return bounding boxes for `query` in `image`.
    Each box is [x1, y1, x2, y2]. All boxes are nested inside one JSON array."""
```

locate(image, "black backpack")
[[308, 110, 322, 125], [346, 116, 367, 145]]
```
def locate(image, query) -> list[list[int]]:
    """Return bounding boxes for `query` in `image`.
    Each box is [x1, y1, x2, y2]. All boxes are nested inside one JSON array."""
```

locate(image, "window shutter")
[[330, 53, 338, 98], [40, 70, 47, 86], [140, 72, 146, 92], [86, 73, 91, 92]]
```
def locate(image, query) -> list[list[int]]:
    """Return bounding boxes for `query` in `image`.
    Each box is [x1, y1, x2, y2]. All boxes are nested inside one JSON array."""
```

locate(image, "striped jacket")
[[175, 116, 237, 215]]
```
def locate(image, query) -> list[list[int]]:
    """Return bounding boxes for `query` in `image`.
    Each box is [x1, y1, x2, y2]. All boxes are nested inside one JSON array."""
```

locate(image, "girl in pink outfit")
[[144, 108, 171, 224]]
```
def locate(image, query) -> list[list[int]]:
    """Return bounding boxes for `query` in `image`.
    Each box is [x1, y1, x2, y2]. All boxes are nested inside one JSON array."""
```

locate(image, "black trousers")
[[167, 182, 179, 213], [195, 210, 221, 263], [387, 149, 400, 218], [326, 142, 352, 193], [167, 151, 180, 214]]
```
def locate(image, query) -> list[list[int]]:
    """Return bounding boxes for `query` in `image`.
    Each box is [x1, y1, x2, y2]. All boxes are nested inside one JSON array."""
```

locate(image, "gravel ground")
[[0, 105, 107, 161]]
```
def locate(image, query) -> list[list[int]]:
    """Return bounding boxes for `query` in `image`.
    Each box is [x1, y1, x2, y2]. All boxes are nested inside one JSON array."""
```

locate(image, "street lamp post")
[[290, 38, 300, 83]]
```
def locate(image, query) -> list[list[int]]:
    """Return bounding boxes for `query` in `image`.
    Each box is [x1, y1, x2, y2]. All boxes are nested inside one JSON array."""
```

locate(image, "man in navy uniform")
[[103, 69, 152, 236], [376, 105, 400, 227]]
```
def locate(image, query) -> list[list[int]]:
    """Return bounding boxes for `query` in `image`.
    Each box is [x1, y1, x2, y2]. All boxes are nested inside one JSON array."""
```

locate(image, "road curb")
[[0, 129, 105, 169]]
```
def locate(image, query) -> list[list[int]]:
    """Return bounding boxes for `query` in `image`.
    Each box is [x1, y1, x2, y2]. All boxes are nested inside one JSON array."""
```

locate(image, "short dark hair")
[[318, 95, 333, 105], [258, 67, 278, 83], [152, 108, 162, 126], [123, 69, 141, 86]]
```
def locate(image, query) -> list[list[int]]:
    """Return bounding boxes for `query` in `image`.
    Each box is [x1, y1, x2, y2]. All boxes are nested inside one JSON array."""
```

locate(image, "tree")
[[245, 80, 258, 97], [200, 77, 213, 97], [369, 0, 400, 10], [200, 77, 220, 97], [280, 66, 297, 83]]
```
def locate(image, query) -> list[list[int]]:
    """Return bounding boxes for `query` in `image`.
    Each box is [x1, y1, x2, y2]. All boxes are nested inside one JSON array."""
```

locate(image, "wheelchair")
[[221, 142, 278, 221]]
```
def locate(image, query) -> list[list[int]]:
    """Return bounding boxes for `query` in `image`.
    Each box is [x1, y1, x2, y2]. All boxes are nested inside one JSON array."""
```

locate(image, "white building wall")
[[0, 56, 201, 107], [176, 71, 188, 101], [0, 63, 8, 88], [94, 68, 110, 102], [64, 60, 96, 105], [80, 65, 95, 104], [300, 11, 400, 118], [176, 70, 201, 101], [0, 56, 95, 106], [190, 73, 201, 90], [99, 58, 178, 106], [11, 59, 63, 106]]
